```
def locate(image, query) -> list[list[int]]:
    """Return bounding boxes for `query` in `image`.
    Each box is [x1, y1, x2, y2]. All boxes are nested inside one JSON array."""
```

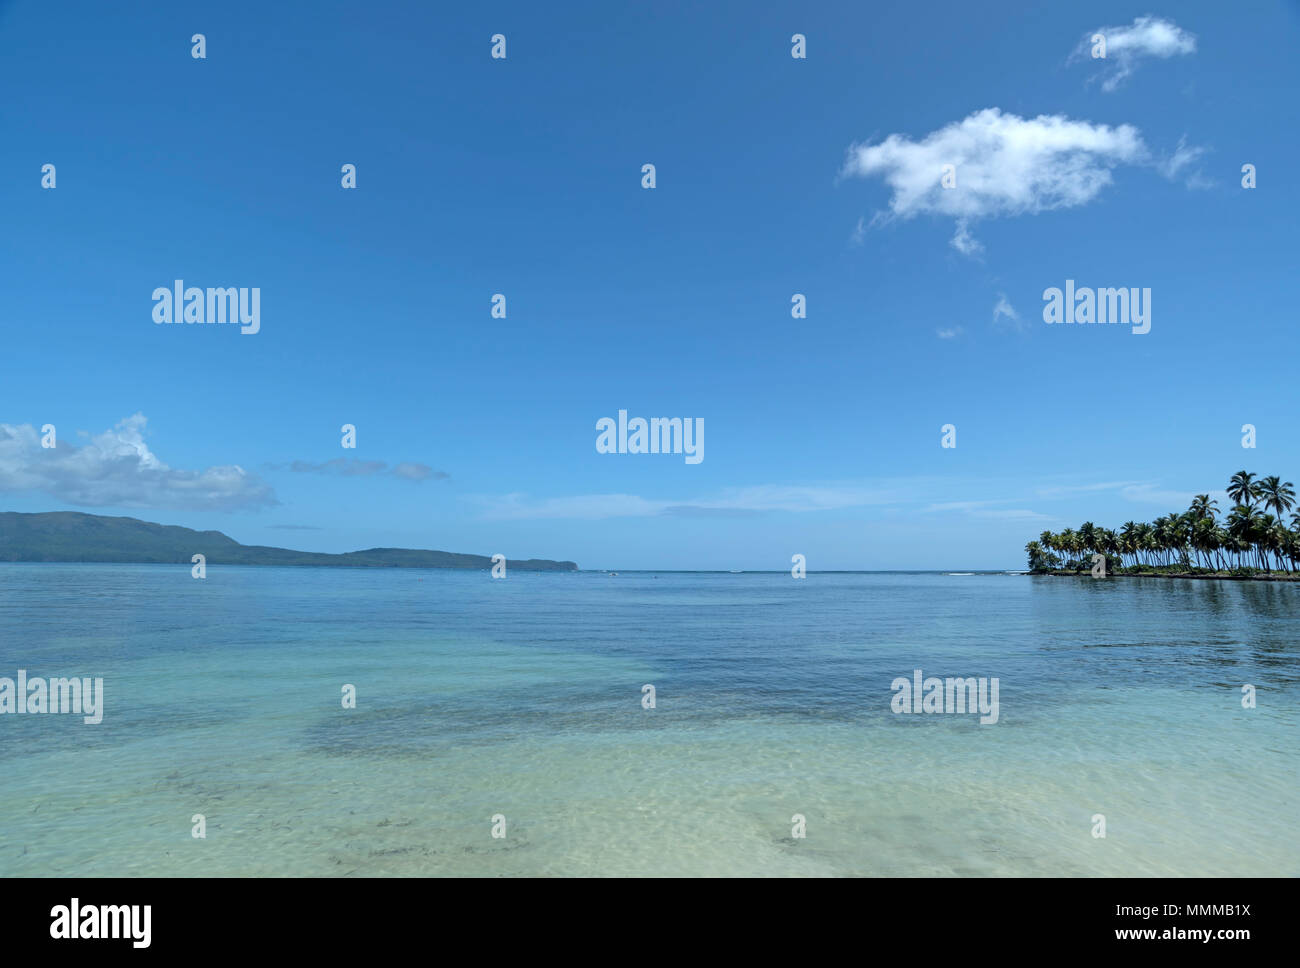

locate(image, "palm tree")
[[1025, 540, 1062, 572], [1192, 516, 1220, 571], [1136, 522, 1156, 568], [1175, 513, 1193, 567], [1025, 471, 1300, 579], [1039, 530, 1058, 567], [1257, 476, 1296, 528], [1189, 494, 1218, 523], [1120, 521, 1140, 569], [1214, 525, 1232, 570], [1098, 528, 1119, 569], [1059, 528, 1078, 567], [1227, 505, 1265, 570], [1153, 515, 1181, 567], [1253, 509, 1273, 571], [1227, 470, 1258, 508], [1263, 516, 1290, 572], [1078, 522, 1098, 561], [1254, 514, 1281, 573]]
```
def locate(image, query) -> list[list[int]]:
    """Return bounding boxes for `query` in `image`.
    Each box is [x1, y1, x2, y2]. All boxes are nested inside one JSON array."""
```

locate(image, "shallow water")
[[1, 565, 1296, 876]]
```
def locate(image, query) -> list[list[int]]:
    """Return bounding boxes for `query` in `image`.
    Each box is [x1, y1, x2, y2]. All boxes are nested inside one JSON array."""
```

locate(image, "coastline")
[[1037, 569, 1300, 583], [1025, 471, 1299, 582]]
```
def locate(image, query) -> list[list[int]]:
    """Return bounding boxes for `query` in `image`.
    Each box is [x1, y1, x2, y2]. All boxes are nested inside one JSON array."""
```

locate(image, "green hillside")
[[0, 511, 577, 571]]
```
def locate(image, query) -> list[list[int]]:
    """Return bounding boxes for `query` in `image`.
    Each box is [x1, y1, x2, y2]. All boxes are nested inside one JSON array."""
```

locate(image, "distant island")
[[1025, 470, 1299, 581], [0, 511, 578, 571]]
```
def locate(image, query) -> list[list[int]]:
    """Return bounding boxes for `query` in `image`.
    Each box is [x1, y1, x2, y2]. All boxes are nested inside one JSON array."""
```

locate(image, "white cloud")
[[841, 108, 1147, 255], [276, 458, 447, 481], [479, 476, 1219, 524], [923, 500, 1050, 520], [476, 483, 909, 520], [481, 493, 666, 520], [972, 508, 1053, 521], [1116, 482, 1198, 508], [924, 500, 997, 512], [992, 293, 1026, 332], [479, 482, 1064, 522], [1035, 479, 1210, 510], [392, 461, 446, 481], [0, 414, 276, 511], [1158, 134, 1212, 189], [936, 326, 964, 340], [849, 216, 866, 246], [950, 219, 983, 256], [289, 458, 388, 476], [1073, 16, 1197, 91], [1035, 480, 1146, 498]]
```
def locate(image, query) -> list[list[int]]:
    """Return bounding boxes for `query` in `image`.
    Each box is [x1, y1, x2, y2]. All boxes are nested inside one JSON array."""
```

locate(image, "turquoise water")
[[0, 564, 1296, 876]]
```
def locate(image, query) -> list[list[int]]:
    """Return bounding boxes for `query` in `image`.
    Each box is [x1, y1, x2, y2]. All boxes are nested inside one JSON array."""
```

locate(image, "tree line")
[[1025, 471, 1298, 575]]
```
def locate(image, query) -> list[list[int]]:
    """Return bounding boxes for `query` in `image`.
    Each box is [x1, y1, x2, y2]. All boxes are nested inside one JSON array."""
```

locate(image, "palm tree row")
[[1025, 471, 1300, 576]]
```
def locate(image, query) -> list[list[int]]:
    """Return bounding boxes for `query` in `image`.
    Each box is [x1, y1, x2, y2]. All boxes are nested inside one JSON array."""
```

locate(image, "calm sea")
[[1, 564, 1296, 876]]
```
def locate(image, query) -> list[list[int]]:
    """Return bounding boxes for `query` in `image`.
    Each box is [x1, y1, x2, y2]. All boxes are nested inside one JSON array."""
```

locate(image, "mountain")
[[0, 511, 578, 571]]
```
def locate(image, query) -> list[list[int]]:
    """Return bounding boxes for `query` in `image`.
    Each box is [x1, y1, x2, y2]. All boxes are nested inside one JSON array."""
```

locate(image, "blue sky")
[[1, 1, 1297, 570]]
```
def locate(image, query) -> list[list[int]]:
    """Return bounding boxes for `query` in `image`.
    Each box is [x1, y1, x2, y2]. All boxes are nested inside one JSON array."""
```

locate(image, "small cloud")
[[973, 508, 1052, 521], [925, 500, 996, 512], [1072, 16, 1196, 92], [290, 458, 387, 477], [936, 327, 964, 340], [392, 462, 449, 482], [662, 505, 762, 518], [1157, 135, 1213, 189], [924, 499, 1050, 521], [993, 293, 1025, 331], [1035, 479, 1201, 509], [274, 458, 447, 482], [476, 483, 906, 520], [1035, 480, 1145, 498], [950, 219, 983, 257], [1118, 483, 1197, 507], [849, 216, 867, 246]]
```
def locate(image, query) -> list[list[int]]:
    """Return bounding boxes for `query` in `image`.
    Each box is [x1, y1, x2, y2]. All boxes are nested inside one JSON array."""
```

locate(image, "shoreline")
[[1038, 569, 1300, 583]]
